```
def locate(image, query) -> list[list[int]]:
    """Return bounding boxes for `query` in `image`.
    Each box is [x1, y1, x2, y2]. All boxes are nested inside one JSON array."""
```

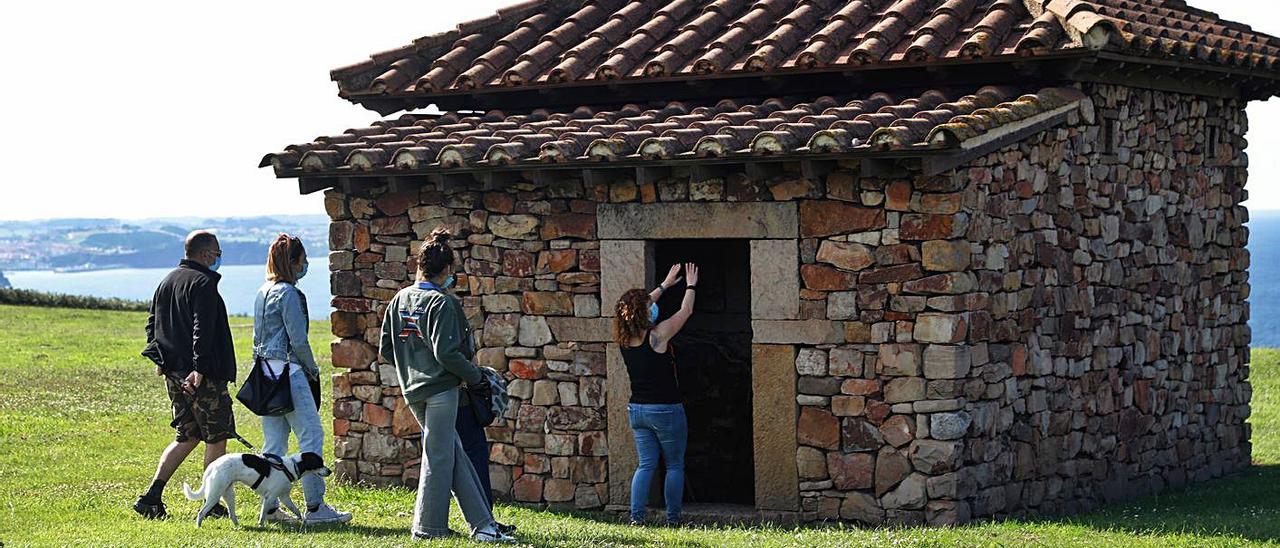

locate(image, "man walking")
[[134, 230, 239, 519]]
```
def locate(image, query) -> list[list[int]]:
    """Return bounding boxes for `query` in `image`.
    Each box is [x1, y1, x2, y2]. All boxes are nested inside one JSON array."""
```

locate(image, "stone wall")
[[955, 84, 1252, 521], [324, 182, 610, 509], [321, 81, 1251, 524], [786, 83, 1251, 525]]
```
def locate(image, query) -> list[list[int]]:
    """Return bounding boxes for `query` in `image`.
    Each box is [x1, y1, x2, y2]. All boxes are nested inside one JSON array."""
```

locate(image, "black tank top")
[[621, 332, 682, 404]]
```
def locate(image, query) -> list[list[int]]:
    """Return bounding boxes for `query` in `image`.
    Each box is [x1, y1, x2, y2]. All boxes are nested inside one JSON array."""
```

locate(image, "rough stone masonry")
[[322, 81, 1250, 525]]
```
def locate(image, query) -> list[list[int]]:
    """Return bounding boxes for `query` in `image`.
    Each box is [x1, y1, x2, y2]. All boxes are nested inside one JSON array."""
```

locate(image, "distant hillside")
[[0, 271, 9, 288], [0, 215, 329, 271]]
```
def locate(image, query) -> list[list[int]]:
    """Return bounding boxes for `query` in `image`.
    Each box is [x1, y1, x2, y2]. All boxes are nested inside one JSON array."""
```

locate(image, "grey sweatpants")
[[410, 387, 496, 536]]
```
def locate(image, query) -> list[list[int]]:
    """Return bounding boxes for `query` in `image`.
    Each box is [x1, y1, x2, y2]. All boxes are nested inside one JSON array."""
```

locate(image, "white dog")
[[182, 451, 330, 527]]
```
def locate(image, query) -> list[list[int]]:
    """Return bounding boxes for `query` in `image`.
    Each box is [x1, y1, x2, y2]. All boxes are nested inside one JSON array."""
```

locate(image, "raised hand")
[[684, 263, 699, 287], [662, 263, 683, 288]]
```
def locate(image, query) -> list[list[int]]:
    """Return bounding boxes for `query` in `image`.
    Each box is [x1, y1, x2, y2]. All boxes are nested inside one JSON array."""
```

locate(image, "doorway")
[[652, 239, 754, 505]]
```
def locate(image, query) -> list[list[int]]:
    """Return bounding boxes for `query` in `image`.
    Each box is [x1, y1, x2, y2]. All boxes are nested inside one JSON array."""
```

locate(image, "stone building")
[[260, 0, 1274, 525]]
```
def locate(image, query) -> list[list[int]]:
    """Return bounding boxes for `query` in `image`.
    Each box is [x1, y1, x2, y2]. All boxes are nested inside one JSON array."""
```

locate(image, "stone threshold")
[[605, 503, 802, 526]]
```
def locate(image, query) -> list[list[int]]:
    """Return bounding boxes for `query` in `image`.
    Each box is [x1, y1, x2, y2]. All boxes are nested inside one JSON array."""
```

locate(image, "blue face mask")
[[443, 274, 456, 290], [649, 302, 659, 324], [297, 262, 309, 280], [209, 256, 222, 272]]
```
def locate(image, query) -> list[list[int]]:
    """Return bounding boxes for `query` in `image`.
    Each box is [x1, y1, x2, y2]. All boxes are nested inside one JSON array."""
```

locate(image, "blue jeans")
[[628, 403, 687, 523], [261, 365, 325, 508], [456, 401, 493, 508]]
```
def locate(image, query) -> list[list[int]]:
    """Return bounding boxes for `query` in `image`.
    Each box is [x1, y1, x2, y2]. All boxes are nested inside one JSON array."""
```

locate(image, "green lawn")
[[0, 303, 1277, 547]]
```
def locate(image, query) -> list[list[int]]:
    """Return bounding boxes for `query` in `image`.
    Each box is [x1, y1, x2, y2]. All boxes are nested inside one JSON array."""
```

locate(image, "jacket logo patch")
[[398, 308, 424, 339]]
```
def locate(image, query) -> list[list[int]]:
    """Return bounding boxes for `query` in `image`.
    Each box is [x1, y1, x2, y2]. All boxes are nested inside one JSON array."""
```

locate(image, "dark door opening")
[[651, 239, 754, 506]]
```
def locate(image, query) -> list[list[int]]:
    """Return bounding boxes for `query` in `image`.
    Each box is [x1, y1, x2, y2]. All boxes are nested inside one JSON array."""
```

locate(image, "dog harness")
[[246, 453, 297, 489]]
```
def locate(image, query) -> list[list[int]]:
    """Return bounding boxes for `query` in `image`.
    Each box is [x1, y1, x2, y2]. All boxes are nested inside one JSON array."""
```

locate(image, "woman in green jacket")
[[378, 228, 514, 542]]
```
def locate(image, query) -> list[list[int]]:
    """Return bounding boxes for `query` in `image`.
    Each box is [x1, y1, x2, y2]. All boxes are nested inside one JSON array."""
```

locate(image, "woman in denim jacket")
[[252, 234, 352, 525]]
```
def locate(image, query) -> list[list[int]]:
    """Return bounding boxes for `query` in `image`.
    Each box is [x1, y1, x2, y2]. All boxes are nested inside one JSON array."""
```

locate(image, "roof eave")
[[335, 51, 1099, 116], [1089, 50, 1280, 100]]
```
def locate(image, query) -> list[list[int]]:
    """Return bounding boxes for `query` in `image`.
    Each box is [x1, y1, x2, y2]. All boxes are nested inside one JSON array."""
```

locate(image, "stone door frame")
[[598, 202, 808, 512]]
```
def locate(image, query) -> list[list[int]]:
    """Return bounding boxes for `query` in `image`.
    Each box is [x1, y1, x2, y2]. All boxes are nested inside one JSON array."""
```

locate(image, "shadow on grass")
[[1025, 464, 1280, 543], [492, 465, 1280, 544], [501, 501, 803, 533], [292, 523, 408, 538], [348, 523, 697, 547], [291, 513, 694, 546]]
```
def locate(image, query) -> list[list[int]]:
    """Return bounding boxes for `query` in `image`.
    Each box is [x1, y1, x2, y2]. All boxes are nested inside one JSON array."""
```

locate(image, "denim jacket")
[[252, 281, 319, 379]]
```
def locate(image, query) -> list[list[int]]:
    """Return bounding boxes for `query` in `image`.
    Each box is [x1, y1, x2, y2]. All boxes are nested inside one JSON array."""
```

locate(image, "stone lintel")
[[598, 202, 799, 240]]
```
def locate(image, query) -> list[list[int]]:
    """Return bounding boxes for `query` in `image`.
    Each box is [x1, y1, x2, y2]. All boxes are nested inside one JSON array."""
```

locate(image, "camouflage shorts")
[[165, 375, 236, 443]]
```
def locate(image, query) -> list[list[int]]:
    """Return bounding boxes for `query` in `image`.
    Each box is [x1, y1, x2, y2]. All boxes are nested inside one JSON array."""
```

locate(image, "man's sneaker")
[[132, 496, 167, 520], [472, 524, 516, 543], [206, 503, 229, 519], [412, 530, 460, 540], [496, 522, 517, 535], [263, 507, 300, 524], [304, 503, 353, 524]]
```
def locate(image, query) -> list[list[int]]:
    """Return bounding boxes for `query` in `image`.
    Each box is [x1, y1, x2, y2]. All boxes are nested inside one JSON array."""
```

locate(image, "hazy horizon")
[[13, 209, 1280, 225], [0, 213, 329, 224], [2, 0, 1278, 222]]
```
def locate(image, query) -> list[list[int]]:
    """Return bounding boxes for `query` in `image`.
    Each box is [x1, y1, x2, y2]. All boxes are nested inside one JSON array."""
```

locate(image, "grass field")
[[0, 303, 1277, 547]]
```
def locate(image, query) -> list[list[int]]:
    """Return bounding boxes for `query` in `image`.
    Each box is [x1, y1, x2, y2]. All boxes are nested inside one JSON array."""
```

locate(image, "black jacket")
[[142, 260, 237, 382]]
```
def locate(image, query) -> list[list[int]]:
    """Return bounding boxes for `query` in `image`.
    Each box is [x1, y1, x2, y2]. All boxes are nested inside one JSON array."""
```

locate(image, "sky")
[[1, 0, 1278, 221]]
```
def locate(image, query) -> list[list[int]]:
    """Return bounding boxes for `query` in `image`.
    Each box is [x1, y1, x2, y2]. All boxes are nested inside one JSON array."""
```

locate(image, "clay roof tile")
[[263, 87, 1096, 175], [329, 0, 1280, 105]]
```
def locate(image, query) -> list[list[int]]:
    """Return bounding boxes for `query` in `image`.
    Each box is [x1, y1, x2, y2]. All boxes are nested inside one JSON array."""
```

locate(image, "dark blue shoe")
[[132, 496, 167, 520]]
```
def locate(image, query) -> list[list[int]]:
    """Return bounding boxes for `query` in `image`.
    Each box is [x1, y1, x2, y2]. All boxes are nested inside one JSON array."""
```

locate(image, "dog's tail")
[[182, 481, 203, 501]]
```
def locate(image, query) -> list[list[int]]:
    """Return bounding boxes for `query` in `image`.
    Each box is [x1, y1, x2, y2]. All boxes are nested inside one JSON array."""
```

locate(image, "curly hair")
[[417, 227, 455, 278], [613, 288, 653, 345]]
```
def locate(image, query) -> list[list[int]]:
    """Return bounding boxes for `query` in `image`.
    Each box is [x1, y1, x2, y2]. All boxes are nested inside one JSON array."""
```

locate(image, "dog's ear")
[[299, 452, 325, 472]]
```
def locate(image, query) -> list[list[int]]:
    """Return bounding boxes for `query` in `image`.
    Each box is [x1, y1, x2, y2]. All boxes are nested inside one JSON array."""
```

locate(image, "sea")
[[1249, 211, 1280, 347], [7, 214, 1280, 342], [6, 264, 333, 320]]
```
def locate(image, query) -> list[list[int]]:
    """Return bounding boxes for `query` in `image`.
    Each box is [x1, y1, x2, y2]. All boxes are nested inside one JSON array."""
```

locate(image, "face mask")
[[298, 262, 309, 280], [209, 256, 222, 272], [648, 302, 659, 324], [443, 274, 456, 290]]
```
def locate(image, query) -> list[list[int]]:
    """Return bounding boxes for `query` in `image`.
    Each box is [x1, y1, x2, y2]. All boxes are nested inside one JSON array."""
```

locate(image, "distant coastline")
[[6, 265, 331, 320], [0, 215, 329, 272], [2, 260, 277, 274]]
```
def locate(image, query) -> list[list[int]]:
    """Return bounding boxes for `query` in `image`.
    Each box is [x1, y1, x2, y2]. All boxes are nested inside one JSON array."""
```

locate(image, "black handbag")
[[464, 381, 497, 426], [307, 373, 321, 412], [236, 357, 293, 416]]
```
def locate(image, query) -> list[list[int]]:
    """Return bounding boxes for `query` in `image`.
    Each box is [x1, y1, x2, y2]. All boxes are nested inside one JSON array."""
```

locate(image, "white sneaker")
[[304, 503, 353, 524], [263, 507, 300, 524], [472, 524, 516, 543]]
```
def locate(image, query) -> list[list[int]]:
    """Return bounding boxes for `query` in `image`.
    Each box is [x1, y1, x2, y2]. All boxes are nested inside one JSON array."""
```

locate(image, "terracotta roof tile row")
[[332, 0, 1280, 100], [1064, 0, 1280, 67], [262, 86, 1084, 175]]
